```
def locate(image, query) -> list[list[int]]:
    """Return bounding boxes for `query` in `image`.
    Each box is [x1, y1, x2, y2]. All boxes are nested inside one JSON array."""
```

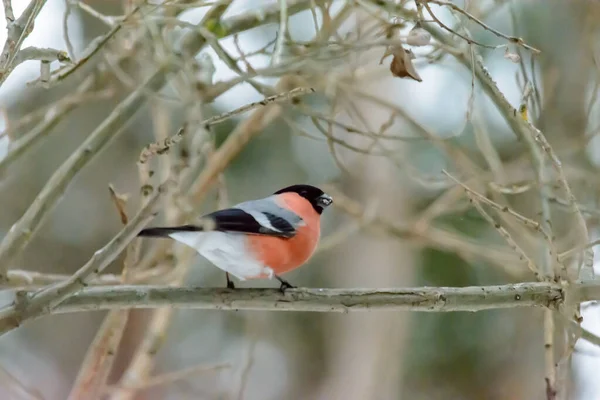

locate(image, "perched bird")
[[138, 184, 333, 291]]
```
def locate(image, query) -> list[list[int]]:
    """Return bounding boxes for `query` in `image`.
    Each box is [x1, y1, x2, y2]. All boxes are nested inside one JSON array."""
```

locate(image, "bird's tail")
[[138, 224, 205, 238]]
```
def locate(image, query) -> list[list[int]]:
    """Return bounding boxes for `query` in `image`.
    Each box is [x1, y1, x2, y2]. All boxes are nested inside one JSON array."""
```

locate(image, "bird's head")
[[274, 184, 333, 214]]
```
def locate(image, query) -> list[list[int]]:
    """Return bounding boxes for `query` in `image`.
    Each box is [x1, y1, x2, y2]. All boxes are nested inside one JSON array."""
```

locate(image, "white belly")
[[168, 231, 274, 280]]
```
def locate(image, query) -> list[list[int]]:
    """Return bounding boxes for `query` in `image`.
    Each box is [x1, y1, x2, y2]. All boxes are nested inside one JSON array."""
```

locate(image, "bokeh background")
[[1, 0, 600, 399]]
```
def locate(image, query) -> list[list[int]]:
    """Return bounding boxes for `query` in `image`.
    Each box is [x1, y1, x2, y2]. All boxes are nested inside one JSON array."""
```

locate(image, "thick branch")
[[6, 281, 598, 318], [0, 72, 163, 275], [0, 182, 167, 334]]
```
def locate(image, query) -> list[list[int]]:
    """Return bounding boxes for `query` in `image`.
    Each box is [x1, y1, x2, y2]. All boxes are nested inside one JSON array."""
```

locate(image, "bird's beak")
[[318, 193, 333, 207]]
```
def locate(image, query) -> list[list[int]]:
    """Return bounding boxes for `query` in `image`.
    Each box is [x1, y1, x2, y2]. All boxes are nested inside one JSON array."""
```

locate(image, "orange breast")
[[246, 193, 321, 277]]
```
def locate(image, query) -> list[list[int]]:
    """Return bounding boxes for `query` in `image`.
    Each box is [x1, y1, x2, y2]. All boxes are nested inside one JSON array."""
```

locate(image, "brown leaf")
[[108, 184, 130, 225], [389, 45, 422, 82]]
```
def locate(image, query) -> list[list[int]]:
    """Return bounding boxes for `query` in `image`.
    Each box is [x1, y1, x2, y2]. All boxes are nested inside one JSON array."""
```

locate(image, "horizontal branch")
[[14, 46, 70, 65], [25, 281, 600, 315]]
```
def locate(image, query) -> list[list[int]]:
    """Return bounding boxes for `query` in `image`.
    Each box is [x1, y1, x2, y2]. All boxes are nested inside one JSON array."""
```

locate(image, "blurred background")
[[1, 0, 600, 399]]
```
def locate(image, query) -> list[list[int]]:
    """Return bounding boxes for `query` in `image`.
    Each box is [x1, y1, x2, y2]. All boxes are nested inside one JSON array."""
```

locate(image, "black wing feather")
[[262, 212, 295, 235], [207, 208, 295, 238], [138, 208, 297, 239], [138, 224, 203, 237]]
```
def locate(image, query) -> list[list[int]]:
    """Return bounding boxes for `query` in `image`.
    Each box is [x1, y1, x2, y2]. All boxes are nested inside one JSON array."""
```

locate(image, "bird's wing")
[[205, 196, 304, 238], [138, 196, 304, 239]]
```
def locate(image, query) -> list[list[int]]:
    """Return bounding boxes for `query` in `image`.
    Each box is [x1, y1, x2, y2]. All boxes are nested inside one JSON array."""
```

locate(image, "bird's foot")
[[225, 272, 236, 289], [275, 275, 296, 294]]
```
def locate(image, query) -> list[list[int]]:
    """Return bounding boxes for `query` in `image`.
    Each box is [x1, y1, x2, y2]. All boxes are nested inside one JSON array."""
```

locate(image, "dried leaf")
[[406, 23, 431, 46], [108, 184, 130, 225], [504, 47, 521, 63], [389, 45, 422, 82]]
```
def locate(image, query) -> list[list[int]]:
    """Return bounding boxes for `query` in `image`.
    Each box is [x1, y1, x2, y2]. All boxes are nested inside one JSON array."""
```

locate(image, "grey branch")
[[1, 281, 597, 320], [54, 283, 567, 313], [2, 0, 14, 24], [0, 71, 165, 276], [0, 182, 168, 334], [138, 87, 315, 164], [0, 0, 48, 86], [0, 0, 322, 279], [13, 46, 71, 65]]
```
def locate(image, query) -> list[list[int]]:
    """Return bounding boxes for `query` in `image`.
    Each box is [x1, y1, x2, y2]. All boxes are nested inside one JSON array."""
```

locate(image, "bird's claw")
[[225, 272, 235, 289], [276, 276, 296, 294]]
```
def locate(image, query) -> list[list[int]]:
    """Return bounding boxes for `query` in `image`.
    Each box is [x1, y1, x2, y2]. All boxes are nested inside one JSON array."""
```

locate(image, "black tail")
[[138, 224, 204, 238]]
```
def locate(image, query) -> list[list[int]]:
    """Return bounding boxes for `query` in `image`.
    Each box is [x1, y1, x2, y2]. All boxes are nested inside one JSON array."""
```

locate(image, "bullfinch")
[[138, 184, 333, 291]]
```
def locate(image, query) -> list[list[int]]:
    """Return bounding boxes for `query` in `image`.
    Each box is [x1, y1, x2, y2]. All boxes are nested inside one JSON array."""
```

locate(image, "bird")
[[137, 184, 333, 291]]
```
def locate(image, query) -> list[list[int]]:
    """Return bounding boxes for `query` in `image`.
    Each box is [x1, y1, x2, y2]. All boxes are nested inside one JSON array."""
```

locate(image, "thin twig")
[[66, 186, 137, 400], [442, 170, 552, 238], [2, 0, 14, 25], [0, 76, 102, 178], [4, 265, 172, 288], [419, 0, 496, 49], [236, 323, 258, 400], [110, 90, 196, 400], [105, 363, 230, 393], [0, 181, 168, 336], [12, 46, 70, 65], [324, 184, 523, 271], [464, 188, 539, 277], [28, 5, 141, 87], [544, 309, 557, 400], [138, 87, 314, 164], [0, 0, 48, 87], [530, 125, 592, 279], [427, 0, 541, 53], [187, 82, 297, 203], [66, 310, 129, 400], [0, 71, 165, 278], [272, 0, 289, 66], [62, 0, 76, 62]]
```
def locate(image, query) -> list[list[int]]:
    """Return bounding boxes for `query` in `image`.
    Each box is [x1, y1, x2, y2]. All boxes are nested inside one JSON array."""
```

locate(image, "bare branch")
[[4, 265, 172, 288], [13, 46, 70, 65], [426, 0, 541, 53], [66, 310, 129, 400], [0, 0, 48, 87], [138, 87, 315, 164], [0, 76, 102, 178], [272, 0, 289, 66], [29, 5, 141, 88], [0, 180, 169, 335], [2, 0, 15, 24], [0, 72, 162, 276], [66, 185, 138, 400], [104, 363, 230, 393], [12, 281, 600, 317]]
